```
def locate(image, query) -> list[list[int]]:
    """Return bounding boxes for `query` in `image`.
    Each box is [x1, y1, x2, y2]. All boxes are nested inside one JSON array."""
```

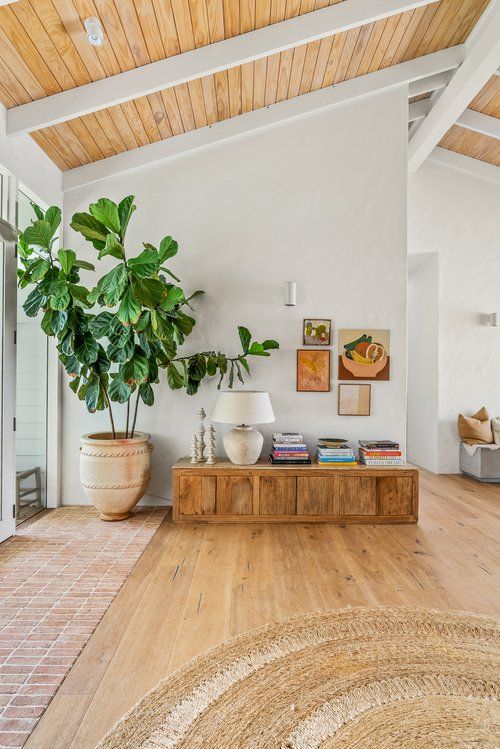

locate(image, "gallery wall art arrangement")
[[296, 322, 390, 415]]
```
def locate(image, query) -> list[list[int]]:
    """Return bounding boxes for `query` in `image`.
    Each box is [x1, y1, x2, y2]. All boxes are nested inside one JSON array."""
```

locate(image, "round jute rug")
[[97, 607, 499, 749]]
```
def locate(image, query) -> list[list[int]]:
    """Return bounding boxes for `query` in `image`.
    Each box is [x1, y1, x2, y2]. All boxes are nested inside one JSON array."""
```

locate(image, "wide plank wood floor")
[[25, 470, 499, 749]]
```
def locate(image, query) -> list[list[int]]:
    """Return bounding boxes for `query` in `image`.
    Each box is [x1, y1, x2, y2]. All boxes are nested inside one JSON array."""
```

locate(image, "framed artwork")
[[297, 349, 330, 392], [303, 319, 331, 346], [338, 384, 371, 416], [338, 329, 390, 381]]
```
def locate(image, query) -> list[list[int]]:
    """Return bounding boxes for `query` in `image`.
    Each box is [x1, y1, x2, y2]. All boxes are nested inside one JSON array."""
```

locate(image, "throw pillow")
[[457, 407, 493, 444], [492, 417, 500, 445]]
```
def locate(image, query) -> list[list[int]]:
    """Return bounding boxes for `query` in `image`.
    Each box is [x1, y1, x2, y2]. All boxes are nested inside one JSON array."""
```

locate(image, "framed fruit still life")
[[338, 330, 390, 381], [303, 319, 331, 346]]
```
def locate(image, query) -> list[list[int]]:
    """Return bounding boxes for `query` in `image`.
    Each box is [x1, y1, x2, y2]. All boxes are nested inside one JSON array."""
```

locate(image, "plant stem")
[[100, 377, 116, 439], [130, 389, 140, 438], [125, 398, 130, 439]]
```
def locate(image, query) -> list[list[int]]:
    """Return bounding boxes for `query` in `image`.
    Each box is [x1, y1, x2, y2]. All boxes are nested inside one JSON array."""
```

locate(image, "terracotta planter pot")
[[80, 432, 152, 521]]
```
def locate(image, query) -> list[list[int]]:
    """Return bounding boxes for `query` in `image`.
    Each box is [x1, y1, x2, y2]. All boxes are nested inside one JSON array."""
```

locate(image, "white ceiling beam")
[[409, 0, 500, 173], [429, 146, 500, 184], [408, 99, 432, 122], [408, 70, 453, 98], [8, 0, 438, 136], [456, 109, 500, 140], [62, 46, 463, 192], [0, 1, 20, 5]]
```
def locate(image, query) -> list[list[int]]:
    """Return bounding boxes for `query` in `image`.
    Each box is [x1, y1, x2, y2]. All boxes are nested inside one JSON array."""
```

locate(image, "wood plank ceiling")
[[439, 75, 500, 166], [0, 0, 492, 172]]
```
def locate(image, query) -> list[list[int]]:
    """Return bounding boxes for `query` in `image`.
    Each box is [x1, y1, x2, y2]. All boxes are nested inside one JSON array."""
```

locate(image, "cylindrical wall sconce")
[[283, 281, 296, 306], [489, 312, 498, 326]]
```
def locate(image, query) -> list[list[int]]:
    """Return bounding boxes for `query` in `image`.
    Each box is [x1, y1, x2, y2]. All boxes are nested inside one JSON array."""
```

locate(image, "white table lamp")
[[211, 391, 275, 465]]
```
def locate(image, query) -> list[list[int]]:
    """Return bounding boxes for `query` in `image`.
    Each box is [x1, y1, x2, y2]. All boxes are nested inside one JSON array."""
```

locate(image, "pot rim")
[[81, 431, 151, 445]]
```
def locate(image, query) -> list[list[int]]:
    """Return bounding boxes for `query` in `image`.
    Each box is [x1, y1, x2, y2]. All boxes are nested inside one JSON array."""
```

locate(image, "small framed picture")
[[338, 384, 371, 416], [297, 349, 330, 392], [303, 319, 331, 346]]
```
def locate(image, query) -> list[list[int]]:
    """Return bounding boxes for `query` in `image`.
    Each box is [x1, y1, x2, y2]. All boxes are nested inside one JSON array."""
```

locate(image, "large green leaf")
[[128, 249, 159, 278], [159, 285, 184, 312], [74, 335, 99, 365], [188, 354, 206, 381], [139, 382, 154, 406], [238, 326, 251, 353], [151, 309, 173, 340], [118, 196, 136, 238], [206, 354, 217, 376], [41, 308, 54, 336], [262, 339, 279, 350], [30, 202, 44, 221], [117, 285, 141, 326], [166, 362, 184, 390], [98, 233, 125, 261], [74, 259, 95, 271], [89, 198, 120, 234], [159, 236, 178, 262], [109, 375, 131, 403], [120, 350, 149, 384], [84, 376, 101, 412], [30, 258, 51, 282], [132, 277, 167, 308], [88, 311, 115, 338], [22, 220, 54, 250], [52, 309, 68, 335], [70, 212, 109, 249], [107, 338, 134, 362], [57, 249, 76, 274], [248, 342, 270, 356], [174, 311, 195, 336], [49, 284, 70, 311], [45, 206, 62, 234], [98, 264, 127, 306]]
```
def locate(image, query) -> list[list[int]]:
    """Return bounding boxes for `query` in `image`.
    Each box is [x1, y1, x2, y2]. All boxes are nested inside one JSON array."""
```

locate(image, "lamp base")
[[223, 425, 263, 465]]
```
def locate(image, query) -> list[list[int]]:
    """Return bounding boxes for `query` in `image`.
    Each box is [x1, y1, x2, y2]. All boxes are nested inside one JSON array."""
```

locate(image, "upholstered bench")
[[459, 443, 500, 483]]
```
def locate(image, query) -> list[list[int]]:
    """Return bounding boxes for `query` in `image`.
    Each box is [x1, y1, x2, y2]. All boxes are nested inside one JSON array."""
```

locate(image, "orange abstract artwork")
[[296, 349, 330, 392]]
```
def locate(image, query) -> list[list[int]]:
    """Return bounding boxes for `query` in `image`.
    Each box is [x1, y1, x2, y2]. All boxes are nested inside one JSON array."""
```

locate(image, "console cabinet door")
[[339, 477, 376, 515], [216, 476, 253, 515], [297, 477, 339, 515], [179, 475, 216, 515], [259, 477, 296, 515], [377, 476, 414, 516]]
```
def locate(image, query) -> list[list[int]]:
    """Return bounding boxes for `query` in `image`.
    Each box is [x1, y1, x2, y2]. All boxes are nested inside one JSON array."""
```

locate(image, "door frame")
[[0, 217, 17, 542]]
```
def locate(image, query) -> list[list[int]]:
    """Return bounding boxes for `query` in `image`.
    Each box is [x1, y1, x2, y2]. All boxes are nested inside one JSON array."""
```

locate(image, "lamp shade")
[[211, 391, 275, 425]]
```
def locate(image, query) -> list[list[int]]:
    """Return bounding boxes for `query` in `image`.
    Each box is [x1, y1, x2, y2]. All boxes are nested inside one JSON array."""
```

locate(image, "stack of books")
[[358, 441, 404, 465], [315, 438, 357, 466], [270, 433, 311, 464]]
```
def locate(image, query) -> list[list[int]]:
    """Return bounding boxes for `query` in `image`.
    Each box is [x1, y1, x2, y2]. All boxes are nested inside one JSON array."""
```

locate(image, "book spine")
[[270, 458, 311, 464], [316, 457, 355, 462], [316, 460, 357, 466], [272, 452, 309, 458], [273, 445, 307, 451], [317, 450, 353, 456], [361, 458, 404, 466]]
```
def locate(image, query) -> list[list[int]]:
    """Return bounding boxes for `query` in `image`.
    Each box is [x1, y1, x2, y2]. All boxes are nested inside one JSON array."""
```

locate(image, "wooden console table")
[[172, 459, 418, 523]]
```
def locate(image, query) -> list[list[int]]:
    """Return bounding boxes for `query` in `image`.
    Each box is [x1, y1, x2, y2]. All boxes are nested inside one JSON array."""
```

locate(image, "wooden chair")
[[16, 467, 42, 520]]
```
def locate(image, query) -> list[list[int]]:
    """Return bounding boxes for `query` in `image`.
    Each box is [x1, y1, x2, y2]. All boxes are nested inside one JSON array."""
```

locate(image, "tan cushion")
[[492, 417, 500, 445], [458, 407, 493, 444]]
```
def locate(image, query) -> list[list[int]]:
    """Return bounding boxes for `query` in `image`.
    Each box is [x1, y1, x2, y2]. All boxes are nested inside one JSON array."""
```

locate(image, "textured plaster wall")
[[61, 87, 408, 505], [409, 159, 500, 473]]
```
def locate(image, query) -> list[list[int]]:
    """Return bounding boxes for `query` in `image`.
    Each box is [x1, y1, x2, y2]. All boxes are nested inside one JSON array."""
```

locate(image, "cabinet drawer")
[[216, 476, 253, 515], [339, 477, 376, 515], [297, 477, 339, 515], [179, 475, 216, 515], [259, 477, 296, 515]]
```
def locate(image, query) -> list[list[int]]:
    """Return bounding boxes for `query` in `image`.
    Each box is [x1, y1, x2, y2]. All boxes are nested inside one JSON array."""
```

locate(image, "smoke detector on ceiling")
[[85, 16, 104, 46]]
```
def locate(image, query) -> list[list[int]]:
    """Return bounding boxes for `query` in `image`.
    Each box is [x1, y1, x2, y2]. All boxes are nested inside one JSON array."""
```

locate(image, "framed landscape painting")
[[297, 349, 330, 392], [338, 384, 371, 416], [338, 329, 390, 381], [303, 319, 331, 346]]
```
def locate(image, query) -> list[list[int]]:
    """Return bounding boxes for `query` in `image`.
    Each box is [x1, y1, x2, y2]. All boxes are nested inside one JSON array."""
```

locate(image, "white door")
[[0, 217, 16, 542]]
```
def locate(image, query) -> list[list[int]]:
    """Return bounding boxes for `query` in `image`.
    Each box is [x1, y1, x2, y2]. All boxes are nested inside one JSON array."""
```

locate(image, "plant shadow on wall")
[[18, 196, 279, 520]]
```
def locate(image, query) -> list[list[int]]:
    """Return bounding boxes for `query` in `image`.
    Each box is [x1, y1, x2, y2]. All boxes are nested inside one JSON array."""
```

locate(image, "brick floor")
[[0, 506, 167, 749]]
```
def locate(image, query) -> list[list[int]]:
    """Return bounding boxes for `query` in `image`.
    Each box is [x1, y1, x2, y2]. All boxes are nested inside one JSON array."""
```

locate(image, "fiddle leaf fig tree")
[[18, 196, 279, 439]]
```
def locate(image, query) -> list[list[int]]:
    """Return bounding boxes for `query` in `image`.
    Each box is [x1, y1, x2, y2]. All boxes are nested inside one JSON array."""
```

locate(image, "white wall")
[[407, 253, 439, 473], [409, 156, 500, 473], [0, 103, 61, 208], [62, 87, 408, 505]]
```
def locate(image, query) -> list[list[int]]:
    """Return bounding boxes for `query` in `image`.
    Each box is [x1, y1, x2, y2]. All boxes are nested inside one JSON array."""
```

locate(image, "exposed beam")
[[408, 70, 453, 98], [456, 109, 500, 140], [409, 0, 500, 173], [62, 46, 463, 192], [8, 0, 438, 136], [409, 99, 432, 122], [428, 146, 500, 184]]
